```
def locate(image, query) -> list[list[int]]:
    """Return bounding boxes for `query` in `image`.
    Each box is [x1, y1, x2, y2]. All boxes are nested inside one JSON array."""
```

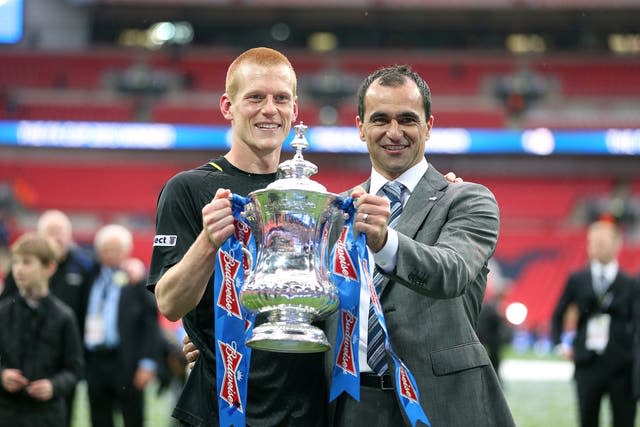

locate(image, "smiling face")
[[221, 62, 298, 172], [357, 78, 433, 180]]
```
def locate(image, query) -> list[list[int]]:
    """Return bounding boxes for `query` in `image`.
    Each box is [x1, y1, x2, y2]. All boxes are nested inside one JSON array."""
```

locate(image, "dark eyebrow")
[[368, 111, 421, 122], [368, 111, 389, 121], [397, 112, 421, 121]]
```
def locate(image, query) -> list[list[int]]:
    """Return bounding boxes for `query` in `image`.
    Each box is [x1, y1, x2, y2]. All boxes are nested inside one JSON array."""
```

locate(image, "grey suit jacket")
[[326, 162, 515, 427]]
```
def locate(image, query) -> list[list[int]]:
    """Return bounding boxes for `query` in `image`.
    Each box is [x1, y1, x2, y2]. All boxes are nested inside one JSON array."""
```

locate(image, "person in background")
[[551, 219, 640, 427], [0, 209, 93, 426], [329, 64, 515, 427], [85, 224, 161, 427], [476, 259, 511, 382], [1, 210, 93, 329], [0, 232, 83, 427], [126, 254, 187, 427]]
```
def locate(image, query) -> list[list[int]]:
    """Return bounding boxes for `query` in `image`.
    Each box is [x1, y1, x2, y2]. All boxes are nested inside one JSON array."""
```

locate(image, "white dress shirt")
[[358, 158, 429, 372], [590, 260, 618, 295]]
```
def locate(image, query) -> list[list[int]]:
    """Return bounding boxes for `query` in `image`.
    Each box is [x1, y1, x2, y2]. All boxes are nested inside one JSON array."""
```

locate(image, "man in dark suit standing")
[[329, 65, 515, 427], [552, 219, 640, 427], [84, 224, 161, 427]]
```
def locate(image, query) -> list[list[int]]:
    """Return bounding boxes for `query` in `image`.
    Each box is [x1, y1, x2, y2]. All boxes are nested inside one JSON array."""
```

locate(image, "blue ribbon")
[[213, 194, 256, 427], [329, 197, 361, 402], [214, 194, 430, 427], [354, 230, 431, 427]]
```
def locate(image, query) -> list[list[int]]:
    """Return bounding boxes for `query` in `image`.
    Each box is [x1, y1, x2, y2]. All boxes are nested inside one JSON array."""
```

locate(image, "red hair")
[[225, 47, 297, 99]]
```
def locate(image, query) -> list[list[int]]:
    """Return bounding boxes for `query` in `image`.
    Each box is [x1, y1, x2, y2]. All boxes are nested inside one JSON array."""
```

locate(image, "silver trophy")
[[240, 123, 343, 353]]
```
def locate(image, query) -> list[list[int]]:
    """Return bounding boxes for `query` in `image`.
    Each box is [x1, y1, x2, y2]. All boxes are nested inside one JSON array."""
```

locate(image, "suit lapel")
[[361, 164, 447, 296], [395, 164, 447, 239]]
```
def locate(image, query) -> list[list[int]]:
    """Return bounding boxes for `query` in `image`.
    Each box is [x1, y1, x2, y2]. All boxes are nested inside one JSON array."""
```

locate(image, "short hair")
[[93, 224, 133, 255], [225, 47, 297, 99], [37, 209, 72, 234], [11, 232, 57, 266], [357, 64, 432, 121]]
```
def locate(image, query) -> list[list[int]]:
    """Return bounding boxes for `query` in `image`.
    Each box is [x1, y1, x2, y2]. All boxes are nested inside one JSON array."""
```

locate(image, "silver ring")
[[362, 213, 369, 223]]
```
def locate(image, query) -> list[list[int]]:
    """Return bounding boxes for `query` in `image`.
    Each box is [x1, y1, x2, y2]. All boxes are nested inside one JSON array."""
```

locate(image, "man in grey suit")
[[330, 65, 515, 427]]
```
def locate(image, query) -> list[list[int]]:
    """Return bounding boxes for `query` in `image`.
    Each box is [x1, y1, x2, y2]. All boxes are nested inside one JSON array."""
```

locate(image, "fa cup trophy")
[[240, 123, 343, 353]]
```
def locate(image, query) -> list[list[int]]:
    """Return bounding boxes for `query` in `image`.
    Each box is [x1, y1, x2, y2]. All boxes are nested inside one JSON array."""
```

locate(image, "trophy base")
[[246, 322, 330, 353]]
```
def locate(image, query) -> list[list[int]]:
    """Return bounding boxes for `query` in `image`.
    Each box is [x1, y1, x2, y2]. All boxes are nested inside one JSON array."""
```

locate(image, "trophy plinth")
[[240, 123, 342, 353], [245, 308, 330, 353]]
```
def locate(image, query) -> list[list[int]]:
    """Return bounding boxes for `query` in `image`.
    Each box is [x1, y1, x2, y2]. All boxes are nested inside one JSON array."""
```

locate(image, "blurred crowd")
[[0, 209, 186, 427]]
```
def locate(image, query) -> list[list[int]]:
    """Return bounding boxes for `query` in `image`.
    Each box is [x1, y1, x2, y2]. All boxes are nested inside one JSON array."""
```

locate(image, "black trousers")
[[86, 350, 144, 427], [574, 363, 636, 427], [333, 386, 404, 427]]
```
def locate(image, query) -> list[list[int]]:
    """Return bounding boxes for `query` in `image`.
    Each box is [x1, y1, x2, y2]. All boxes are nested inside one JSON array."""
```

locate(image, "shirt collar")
[[369, 157, 428, 197], [590, 260, 619, 283]]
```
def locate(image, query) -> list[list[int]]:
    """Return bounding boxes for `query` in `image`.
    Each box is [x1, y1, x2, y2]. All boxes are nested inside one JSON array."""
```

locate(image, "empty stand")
[[17, 100, 135, 122], [150, 101, 225, 125], [0, 50, 134, 89], [0, 160, 180, 216], [532, 58, 640, 97], [3, 49, 639, 128]]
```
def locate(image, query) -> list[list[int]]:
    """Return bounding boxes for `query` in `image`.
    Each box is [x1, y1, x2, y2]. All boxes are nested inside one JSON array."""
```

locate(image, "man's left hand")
[[445, 171, 463, 183], [133, 367, 155, 390], [351, 185, 391, 253], [26, 379, 53, 401]]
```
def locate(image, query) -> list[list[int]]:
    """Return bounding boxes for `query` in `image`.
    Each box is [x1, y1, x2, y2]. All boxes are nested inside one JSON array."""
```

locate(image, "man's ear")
[[293, 97, 299, 122], [425, 115, 434, 138], [220, 93, 233, 121], [356, 116, 365, 141]]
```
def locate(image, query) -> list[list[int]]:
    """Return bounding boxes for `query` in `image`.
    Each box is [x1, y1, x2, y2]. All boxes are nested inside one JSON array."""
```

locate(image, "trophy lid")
[[266, 122, 328, 193]]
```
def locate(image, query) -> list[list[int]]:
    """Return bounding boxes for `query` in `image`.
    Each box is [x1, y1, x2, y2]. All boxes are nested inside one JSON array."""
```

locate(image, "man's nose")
[[386, 120, 402, 139], [262, 97, 278, 115]]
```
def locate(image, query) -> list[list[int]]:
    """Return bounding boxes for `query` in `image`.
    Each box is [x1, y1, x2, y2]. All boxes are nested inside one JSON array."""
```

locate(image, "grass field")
[[70, 357, 640, 427]]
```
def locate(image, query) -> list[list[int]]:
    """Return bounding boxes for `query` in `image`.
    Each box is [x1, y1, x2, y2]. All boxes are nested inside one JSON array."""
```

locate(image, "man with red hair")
[[148, 47, 327, 427]]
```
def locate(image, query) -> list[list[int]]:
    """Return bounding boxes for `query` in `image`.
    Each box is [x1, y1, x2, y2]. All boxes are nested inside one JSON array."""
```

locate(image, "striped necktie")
[[367, 181, 404, 375], [594, 272, 608, 297]]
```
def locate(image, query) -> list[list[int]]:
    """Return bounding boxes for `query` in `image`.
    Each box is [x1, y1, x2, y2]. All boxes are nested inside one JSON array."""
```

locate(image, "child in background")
[[0, 232, 84, 427]]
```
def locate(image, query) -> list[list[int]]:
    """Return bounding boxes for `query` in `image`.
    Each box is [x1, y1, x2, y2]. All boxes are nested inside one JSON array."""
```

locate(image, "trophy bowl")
[[240, 123, 343, 353]]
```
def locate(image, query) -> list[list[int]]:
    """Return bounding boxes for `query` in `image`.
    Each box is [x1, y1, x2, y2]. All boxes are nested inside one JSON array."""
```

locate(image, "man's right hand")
[[1, 369, 29, 393], [202, 188, 236, 250], [444, 172, 463, 183], [183, 334, 199, 370]]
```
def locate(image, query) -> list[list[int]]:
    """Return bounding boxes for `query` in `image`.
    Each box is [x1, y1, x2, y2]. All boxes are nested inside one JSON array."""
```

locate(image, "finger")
[[210, 224, 236, 250], [202, 198, 232, 220], [186, 349, 200, 364], [183, 341, 196, 353], [350, 185, 367, 200], [14, 375, 29, 387], [182, 335, 195, 352], [213, 188, 231, 200], [203, 214, 235, 235]]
